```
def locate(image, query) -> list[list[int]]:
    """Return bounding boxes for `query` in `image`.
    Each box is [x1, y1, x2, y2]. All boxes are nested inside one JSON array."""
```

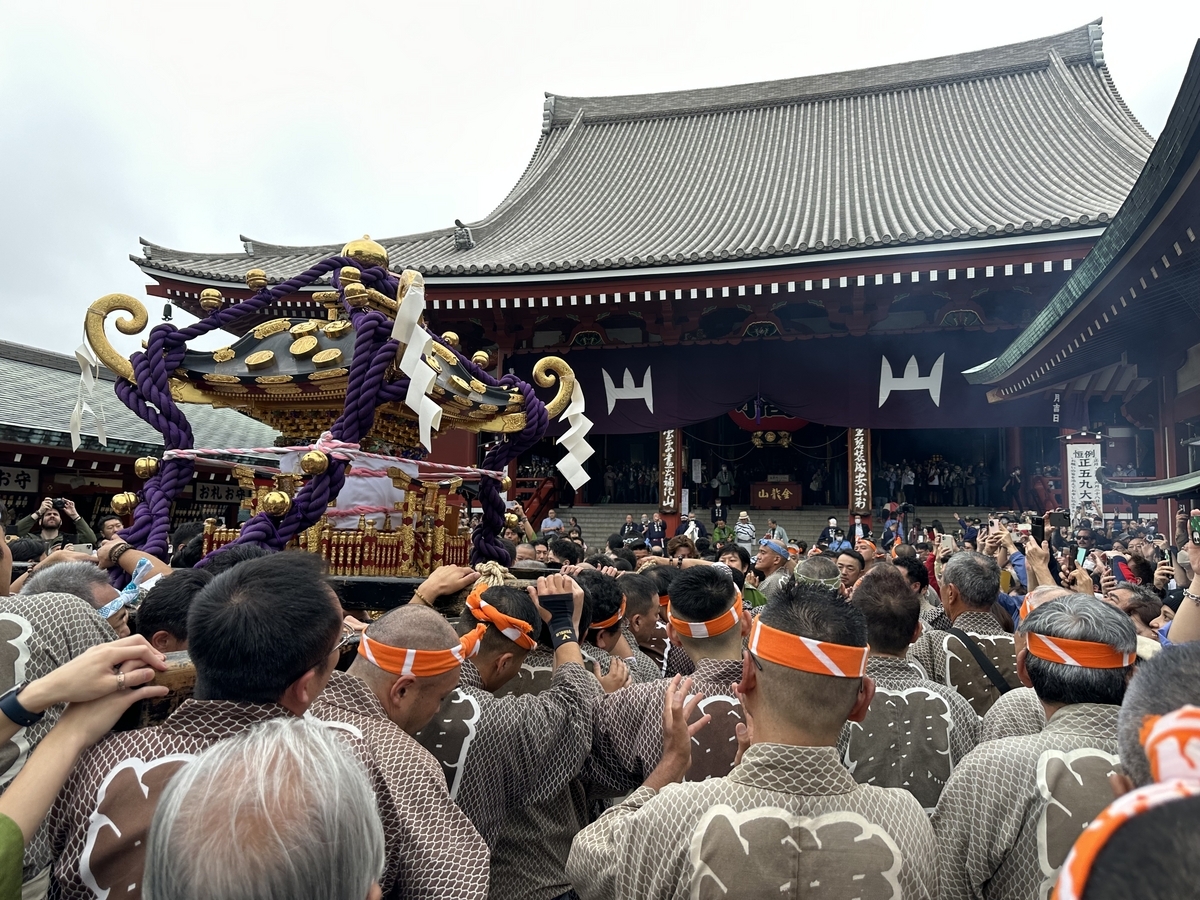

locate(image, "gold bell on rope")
[[300, 450, 330, 475], [504, 513, 519, 528], [261, 491, 292, 517], [199, 288, 223, 311], [110, 492, 139, 516], [471, 351, 490, 367], [133, 457, 159, 479], [500, 475, 512, 492]]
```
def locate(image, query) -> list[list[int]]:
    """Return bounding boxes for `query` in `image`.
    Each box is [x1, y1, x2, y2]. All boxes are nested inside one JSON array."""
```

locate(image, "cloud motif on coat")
[[689, 805, 903, 899]]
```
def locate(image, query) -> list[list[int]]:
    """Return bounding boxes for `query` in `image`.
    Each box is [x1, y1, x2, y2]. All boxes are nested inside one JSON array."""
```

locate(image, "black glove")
[[540, 592, 577, 648]]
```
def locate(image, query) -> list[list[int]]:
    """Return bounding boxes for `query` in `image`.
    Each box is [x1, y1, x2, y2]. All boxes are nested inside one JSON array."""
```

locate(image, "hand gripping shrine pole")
[[77, 236, 594, 578]]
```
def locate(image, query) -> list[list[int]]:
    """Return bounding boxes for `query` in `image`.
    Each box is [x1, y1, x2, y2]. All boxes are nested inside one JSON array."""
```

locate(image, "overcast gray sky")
[[1, 1, 1197, 356]]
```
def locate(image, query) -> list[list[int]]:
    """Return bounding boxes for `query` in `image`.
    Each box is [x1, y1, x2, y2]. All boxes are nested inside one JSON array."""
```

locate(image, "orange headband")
[[1019, 593, 1036, 621], [1140, 705, 1200, 782], [358, 627, 484, 677], [669, 597, 741, 639], [747, 618, 868, 678], [1053, 706, 1200, 900], [1026, 632, 1134, 669], [658, 592, 670, 608], [466, 584, 538, 650], [591, 599, 627, 631]]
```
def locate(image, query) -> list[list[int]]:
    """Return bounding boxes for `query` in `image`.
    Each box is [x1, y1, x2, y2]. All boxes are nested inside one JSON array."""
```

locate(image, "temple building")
[[128, 20, 1175, 517]]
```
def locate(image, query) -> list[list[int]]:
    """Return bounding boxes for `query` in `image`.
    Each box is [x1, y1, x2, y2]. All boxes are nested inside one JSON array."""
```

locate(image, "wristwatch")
[[0, 681, 44, 728]]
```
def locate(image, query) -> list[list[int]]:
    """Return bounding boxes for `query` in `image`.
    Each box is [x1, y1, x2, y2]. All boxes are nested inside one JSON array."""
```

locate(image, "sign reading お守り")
[[0, 467, 38, 493]]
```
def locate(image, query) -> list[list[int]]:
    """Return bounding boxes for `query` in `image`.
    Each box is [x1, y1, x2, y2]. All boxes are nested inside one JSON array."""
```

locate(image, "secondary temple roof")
[[137, 20, 1152, 284]]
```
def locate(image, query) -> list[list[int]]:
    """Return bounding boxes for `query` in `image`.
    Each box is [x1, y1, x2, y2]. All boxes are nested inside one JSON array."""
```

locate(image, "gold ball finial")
[[500, 475, 512, 492], [338, 266, 362, 285], [245, 269, 268, 291], [504, 512, 519, 528], [199, 288, 223, 311], [260, 490, 292, 517], [343, 282, 368, 308], [471, 351, 490, 367], [133, 457, 159, 479], [300, 450, 329, 475], [341, 235, 389, 269], [441, 332, 460, 348], [110, 492, 139, 516]]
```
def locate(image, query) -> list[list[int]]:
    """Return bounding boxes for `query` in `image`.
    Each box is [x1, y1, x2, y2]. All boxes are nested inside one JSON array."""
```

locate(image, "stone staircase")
[[560, 503, 985, 546]]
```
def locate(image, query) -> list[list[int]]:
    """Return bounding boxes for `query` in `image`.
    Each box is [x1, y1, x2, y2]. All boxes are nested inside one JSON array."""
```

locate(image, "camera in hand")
[[51, 498, 67, 511]]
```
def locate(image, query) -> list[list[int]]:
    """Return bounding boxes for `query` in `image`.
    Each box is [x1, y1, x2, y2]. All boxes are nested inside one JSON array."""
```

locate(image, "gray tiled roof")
[[0, 340, 280, 452], [136, 20, 1151, 284]]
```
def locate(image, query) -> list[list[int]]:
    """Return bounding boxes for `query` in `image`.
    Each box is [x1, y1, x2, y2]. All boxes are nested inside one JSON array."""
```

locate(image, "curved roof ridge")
[[1044, 50, 1151, 166], [465, 109, 587, 245], [546, 20, 1103, 126]]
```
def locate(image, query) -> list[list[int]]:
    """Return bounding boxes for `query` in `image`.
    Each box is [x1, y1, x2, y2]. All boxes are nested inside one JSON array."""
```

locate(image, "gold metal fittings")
[[472, 351, 490, 367], [245, 269, 268, 290], [260, 490, 292, 517], [313, 348, 343, 367], [340, 235, 389, 269], [212, 347, 235, 363], [290, 335, 319, 357], [300, 450, 329, 475], [441, 331, 460, 348], [290, 321, 319, 336], [85, 294, 149, 383], [133, 457, 159, 479], [245, 350, 276, 369], [199, 288, 223, 311], [532, 356, 577, 418], [110, 492, 139, 516], [323, 320, 351, 338]]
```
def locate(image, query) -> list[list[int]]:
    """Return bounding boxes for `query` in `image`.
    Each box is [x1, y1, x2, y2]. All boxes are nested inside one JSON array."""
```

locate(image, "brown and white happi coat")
[[932, 703, 1122, 900], [585, 657, 744, 796], [46, 700, 290, 900], [0, 592, 116, 881], [483, 648, 604, 900], [979, 685, 1045, 743], [907, 610, 1020, 715], [309, 669, 490, 899], [568, 743, 939, 900], [837, 655, 981, 811], [412, 656, 600, 853]]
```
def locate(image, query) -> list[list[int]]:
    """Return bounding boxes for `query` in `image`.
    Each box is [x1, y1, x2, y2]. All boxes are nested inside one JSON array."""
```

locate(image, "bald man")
[[309, 604, 490, 899]]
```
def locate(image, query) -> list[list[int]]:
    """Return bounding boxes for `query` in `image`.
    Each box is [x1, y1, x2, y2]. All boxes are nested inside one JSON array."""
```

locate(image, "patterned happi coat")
[[979, 685, 1046, 743], [585, 657, 745, 795], [567, 743, 938, 900], [463, 647, 603, 900], [412, 656, 600, 853], [932, 704, 1122, 900], [309, 670, 490, 898], [0, 592, 116, 881], [908, 610, 1021, 715], [837, 655, 980, 811]]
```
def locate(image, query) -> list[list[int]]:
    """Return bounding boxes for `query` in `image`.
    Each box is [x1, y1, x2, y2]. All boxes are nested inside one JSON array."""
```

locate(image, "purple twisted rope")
[[108, 251, 554, 572], [113, 256, 357, 571]]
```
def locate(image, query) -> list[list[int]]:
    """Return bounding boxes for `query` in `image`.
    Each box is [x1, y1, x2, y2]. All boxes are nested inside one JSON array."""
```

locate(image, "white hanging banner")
[[1066, 442, 1104, 521]]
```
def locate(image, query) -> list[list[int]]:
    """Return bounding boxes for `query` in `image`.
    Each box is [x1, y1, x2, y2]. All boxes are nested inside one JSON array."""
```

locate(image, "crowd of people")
[[2, 486, 1200, 900]]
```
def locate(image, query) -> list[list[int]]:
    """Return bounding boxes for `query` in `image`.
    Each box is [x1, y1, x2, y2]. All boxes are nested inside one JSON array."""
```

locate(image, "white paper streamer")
[[555, 381, 594, 490], [70, 338, 108, 452], [389, 280, 444, 451]]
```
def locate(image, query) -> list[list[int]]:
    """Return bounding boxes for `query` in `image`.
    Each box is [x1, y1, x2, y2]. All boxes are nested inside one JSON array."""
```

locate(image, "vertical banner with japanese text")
[[1066, 442, 1103, 521], [659, 429, 681, 513], [848, 428, 872, 513]]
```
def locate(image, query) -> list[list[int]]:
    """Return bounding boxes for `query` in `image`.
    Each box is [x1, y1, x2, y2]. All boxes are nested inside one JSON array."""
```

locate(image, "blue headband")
[[759, 538, 788, 557]]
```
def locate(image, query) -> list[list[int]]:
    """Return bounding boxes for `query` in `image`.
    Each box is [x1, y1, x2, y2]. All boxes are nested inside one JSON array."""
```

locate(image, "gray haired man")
[[933, 594, 1137, 900], [144, 717, 384, 900], [907, 551, 1018, 714]]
